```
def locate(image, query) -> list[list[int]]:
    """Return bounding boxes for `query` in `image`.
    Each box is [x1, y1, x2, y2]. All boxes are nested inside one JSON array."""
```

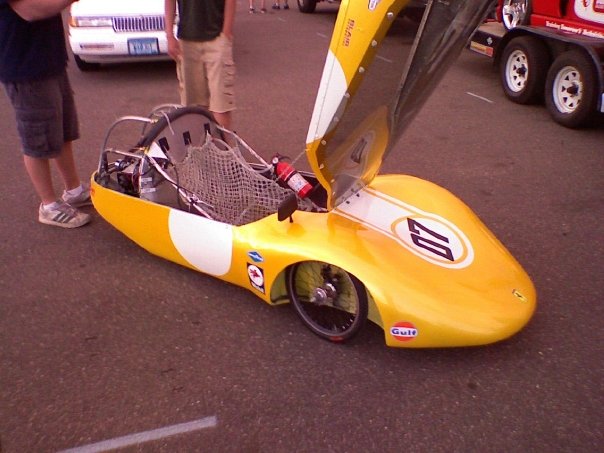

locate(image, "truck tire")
[[501, 0, 532, 30], [545, 50, 598, 128], [297, 0, 317, 13], [500, 36, 549, 104]]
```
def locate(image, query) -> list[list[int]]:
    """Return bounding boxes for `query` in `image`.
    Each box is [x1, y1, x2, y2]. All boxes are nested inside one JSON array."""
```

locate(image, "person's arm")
[[8, 0, 77, 22], [222, 0, 236, 41], [164, 0, 180, 61]]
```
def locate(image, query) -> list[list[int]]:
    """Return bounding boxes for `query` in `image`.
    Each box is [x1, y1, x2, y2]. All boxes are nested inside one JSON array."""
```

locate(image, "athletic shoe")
[[249, 7, 255, 13], [283, 3, 289, 9], [62, 183, 92, 208], [272, 3, 280, 9], [39, 201, 91, 228], [261, 7, 267, 13]]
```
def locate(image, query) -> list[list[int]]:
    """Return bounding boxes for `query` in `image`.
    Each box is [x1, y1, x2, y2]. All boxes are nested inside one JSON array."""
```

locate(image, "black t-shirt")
[[0, 0, 68, 83], [177, 0, 225, 42]]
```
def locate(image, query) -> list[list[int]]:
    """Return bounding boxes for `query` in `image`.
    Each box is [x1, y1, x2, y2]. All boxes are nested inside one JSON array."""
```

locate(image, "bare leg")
[[23, 155, 56, 204], [212, 111, 233, 131], [52, 141, 80, 191]]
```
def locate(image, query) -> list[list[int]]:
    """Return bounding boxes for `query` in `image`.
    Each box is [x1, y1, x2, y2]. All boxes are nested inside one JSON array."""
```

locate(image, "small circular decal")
[[247, 264, 264, 287], [390, 321, 418, 342]]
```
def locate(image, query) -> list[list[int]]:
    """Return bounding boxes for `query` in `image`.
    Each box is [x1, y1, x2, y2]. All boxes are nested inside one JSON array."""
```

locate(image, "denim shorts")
[[3, 70, 79, 158]]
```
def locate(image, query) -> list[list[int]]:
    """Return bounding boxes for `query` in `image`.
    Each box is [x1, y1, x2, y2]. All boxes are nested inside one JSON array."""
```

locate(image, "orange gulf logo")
[[334, 187, 474, 269]]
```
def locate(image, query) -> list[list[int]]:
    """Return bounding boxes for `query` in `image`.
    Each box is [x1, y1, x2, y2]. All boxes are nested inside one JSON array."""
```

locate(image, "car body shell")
[[91, 172, 536, 348]]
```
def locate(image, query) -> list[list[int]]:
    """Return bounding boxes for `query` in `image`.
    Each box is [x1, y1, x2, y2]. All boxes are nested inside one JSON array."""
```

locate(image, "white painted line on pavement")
[[466, 92, 494, 104], [317, 32, 329, 39], [58, 416, 218, 453]]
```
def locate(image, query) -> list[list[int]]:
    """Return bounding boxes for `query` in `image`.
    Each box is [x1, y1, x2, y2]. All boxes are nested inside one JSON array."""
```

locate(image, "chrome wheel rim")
[[502, 0, 528, 29]]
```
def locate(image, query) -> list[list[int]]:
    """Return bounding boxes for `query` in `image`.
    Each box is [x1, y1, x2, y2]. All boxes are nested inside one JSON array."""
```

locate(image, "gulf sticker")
[[390, 322, 418, 342], [247, 263, 265, 294]]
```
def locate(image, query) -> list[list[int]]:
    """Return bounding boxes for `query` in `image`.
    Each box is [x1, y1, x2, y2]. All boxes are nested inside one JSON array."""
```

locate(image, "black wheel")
[[137, 105, 223, 161], [545, 50, 599, 129], [286, 261, 368, 343], [297, 0, 317, 13], [500, 36, 549, 104], [501, 0, 531, 30], [73, 54, 100, 71]]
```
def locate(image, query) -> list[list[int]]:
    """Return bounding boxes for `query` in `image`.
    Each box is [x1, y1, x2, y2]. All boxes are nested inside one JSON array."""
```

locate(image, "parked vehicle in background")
[[470, 0, 604, 128], [296, 0, 336, 14], [68, 0, 171, 71]]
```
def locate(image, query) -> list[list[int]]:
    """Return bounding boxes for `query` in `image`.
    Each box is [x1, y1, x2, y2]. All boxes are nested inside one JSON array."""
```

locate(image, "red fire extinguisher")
[[272, 154, 313, 199]]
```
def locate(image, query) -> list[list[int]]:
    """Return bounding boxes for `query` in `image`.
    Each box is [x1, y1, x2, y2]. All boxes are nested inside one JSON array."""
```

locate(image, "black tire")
[[545, 50, 599, 129], [136, 106, 223, 160], [73, 55, 100, 72], [500, 36, 549, 104], [286, 261, 368, 343], [501, 0, 532, 30], [297, 0, 317, 13]]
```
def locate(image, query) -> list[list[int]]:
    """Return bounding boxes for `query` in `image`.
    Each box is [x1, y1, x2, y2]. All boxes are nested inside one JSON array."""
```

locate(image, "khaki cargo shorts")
[[177, 33, 236, 114]]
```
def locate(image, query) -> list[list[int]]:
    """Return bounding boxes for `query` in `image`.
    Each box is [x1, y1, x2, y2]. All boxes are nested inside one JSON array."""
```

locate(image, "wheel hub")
[[553, 66, 583, 113], [310, 283, 337, 305]]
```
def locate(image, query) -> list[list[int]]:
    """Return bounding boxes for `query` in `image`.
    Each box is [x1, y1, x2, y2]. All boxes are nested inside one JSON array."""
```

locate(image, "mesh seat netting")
[[170, 135, 314, 225]]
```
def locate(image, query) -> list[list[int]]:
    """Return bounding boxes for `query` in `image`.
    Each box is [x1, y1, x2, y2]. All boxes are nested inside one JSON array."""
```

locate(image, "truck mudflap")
[[469, 21, 505, 57]]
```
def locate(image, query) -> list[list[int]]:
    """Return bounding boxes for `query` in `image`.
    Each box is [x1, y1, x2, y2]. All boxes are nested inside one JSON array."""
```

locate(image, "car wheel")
[[501, 0, 531, 30], [297, 0, 317, 14], [500, 36, 549, 104], [73, 55, 100, 72], [545, 50, 598, 129], [286, 261, 368, 342]]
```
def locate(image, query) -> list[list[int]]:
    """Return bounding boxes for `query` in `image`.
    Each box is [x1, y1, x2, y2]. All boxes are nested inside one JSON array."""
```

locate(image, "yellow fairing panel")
[[306, 0, 409, 208], [338, 176, 536, 347], [92, 173, 535, 348], [305, 0, 496, 209], [91, 177, 192, 269]]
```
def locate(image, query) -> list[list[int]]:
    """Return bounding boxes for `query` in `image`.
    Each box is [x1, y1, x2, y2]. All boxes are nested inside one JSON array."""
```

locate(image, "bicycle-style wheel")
[[286, 261, 368, 342]]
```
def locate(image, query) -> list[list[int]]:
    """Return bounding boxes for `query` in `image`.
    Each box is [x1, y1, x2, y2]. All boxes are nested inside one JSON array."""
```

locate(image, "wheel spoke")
[[287, 261, 368, 342]]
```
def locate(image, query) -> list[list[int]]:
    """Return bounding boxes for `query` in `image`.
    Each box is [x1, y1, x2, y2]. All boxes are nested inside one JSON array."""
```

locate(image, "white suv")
[[68, 0, 171, 71]]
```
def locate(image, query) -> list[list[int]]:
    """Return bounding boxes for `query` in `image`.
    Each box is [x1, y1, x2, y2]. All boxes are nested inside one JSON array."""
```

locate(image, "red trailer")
[[470, 0, 604, 128]]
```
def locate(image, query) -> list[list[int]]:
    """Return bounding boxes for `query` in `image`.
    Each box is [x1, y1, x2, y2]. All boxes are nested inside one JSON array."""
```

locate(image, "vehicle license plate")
[[128, 38, 159, 56]]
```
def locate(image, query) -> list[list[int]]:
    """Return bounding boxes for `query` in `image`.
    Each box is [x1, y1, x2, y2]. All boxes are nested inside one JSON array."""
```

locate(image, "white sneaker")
[[62, 183, 92, 208], [38, 201, 91, 228]]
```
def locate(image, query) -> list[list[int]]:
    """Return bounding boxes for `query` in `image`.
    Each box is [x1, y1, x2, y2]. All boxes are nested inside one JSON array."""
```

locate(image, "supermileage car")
[[91, 0, 537, 348]]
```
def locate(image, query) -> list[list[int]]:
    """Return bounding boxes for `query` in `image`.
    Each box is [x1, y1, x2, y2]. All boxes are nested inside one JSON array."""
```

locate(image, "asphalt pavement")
[[0, 3, 603, 452]]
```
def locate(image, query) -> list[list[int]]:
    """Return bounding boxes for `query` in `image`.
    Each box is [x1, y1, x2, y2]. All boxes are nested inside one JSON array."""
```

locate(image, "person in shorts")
[[165, 0, 236, 130], [0, 0, 91, 228]]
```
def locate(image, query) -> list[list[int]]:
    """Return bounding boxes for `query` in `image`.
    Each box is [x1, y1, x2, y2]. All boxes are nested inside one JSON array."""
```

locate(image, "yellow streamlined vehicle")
[[91, 0, 536, 348]]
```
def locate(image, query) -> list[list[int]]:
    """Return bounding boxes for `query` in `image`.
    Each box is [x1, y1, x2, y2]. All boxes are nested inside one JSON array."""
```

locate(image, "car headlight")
[[69, 17, 113, 28]]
